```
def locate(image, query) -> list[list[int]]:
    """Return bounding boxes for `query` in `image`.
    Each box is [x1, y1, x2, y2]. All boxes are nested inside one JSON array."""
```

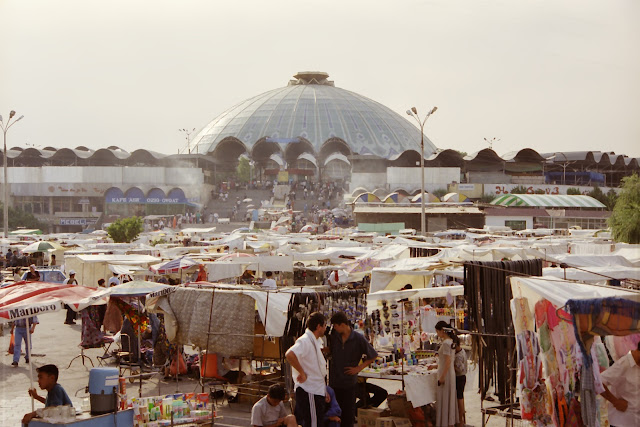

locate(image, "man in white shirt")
[[285, 312, 329, 427], [600, 341, 640, 426], [251, 384, 296, 427], [108, 272, 120, 287], [262, 271, 277, 290]]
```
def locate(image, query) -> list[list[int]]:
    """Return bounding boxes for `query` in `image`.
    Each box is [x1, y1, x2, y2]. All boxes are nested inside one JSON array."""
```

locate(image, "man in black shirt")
[[25, 264, 40, 281], [328, 311, 378, 427]]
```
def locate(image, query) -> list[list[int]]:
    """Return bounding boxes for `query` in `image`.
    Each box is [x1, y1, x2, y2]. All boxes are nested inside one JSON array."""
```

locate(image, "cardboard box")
[[387, 393, 411, 418], [374, 417, 412, 427], [254, 321, 281, 359], [358, 408, 387, 427]]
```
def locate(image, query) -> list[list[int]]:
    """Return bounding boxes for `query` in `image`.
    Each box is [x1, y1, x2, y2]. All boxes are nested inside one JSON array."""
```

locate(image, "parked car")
[[21, 267, 68, 283]]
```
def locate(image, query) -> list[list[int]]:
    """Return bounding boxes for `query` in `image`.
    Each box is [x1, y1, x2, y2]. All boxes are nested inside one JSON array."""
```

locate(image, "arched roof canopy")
[[212, 137, 247, 168], [284, 137, 315, 166], [50, 148, 80, 166], [504, 148, 545, 163], [90, 148, 124, 166], [251, 137, 283, 164], [319, 138, 351, 163], [128, 149, 165, 166], [351, 187, 368, 197], [388, 149, 420, 167], [425, 149, 464, 168], [465, 148, 504, 171]]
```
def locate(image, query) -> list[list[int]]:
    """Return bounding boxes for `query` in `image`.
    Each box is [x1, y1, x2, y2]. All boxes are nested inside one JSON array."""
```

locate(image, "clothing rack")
[[464, 259, 542, 405]]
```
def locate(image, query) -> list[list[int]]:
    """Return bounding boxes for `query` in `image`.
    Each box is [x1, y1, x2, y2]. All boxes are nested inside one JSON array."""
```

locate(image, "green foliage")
[[509, 185, 530, 194], [566, 187, 582, 195], [432, 188, 448, 198], [107, 216, 144, 243], [480, 193, 496, 203], [534, 189, 546, 194], [0, 204, 46, 230], [150, 238, 167, 246], [608, 174, 640, 243], [455, 150, 468, 157], [236, 157, 251, 184], [588, 185, 617, 210]]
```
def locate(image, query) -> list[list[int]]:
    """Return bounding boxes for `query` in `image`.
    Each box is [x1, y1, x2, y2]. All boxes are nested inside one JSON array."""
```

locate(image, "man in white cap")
[[63, 271, 79, 325]]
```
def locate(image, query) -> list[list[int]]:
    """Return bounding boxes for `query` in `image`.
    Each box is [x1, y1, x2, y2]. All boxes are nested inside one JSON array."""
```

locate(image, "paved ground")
[[1, 311, 509, 426]]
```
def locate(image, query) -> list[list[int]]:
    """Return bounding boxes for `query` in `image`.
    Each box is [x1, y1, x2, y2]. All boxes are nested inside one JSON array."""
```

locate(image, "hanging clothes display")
[[282, 289, 366, 350], [512, 297, 553, 426], [464, 259, 542, 404]]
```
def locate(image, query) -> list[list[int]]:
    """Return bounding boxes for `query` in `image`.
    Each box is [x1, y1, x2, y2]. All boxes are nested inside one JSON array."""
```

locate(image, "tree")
[[236, 157, 251, 184], [0, 204, 46, 230], [509, 185, 530, 194], [432, 188, 448, 199], [588, 185, 616, 210], [567, 187, 582, 195], [608, 174, 640, 243], [107, 216, 144, 243]]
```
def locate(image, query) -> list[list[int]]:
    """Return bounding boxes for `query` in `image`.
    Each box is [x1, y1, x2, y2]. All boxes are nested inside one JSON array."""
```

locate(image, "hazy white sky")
[[1, 0, 639, 157]]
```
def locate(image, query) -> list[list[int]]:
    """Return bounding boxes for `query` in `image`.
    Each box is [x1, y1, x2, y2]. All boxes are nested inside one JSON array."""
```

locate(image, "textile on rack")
[[80, 306, 107, 348], [566, 297, 640, 363], [111, 298, 149, 331], [511, 297, 553, 425], [604, 333, 640, 361], [464, 259, 542, 404], [282, 289, 367, 351], [149, 287, 255, 356]]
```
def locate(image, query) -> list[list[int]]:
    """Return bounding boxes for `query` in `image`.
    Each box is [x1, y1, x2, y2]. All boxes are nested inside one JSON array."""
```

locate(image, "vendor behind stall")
[[22, 364, 72, 425]]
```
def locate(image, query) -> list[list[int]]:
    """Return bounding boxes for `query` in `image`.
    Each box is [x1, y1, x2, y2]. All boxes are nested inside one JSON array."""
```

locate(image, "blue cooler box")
[[88, 368, 119, 415]]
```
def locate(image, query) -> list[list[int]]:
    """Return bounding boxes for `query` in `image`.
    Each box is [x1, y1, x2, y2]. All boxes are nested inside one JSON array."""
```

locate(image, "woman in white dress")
[[435, 321, 459, 427]]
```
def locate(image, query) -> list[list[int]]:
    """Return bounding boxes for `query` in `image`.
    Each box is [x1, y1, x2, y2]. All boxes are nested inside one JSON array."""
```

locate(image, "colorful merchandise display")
[[129, 393, 214, 426]]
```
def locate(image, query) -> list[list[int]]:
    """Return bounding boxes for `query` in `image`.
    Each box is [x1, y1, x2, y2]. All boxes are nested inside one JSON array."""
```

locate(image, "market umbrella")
[[217, 252, 256, 262], [324, 227, 355, 237], [299, 224, 317, 233], [150, 256, 200, 275], [0, 281, 106, 323], [21, 241, 65, 254], [0, 281, 107, 411]]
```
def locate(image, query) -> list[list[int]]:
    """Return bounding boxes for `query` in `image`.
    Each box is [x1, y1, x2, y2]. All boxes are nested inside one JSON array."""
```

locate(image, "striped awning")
[[490, 194, 606, 208]]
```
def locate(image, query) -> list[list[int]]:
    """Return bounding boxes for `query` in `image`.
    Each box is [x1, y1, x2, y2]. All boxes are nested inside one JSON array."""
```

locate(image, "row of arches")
[[104, 187, 187, 204]]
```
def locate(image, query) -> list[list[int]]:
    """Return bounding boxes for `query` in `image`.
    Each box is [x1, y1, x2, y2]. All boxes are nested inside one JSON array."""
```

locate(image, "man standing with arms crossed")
[[328, 311, 378, 427], [285, 312, 329, 427]]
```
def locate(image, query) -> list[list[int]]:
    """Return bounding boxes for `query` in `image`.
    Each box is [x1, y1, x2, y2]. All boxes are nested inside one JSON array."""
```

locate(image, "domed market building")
[[185, 71, 437, 184]]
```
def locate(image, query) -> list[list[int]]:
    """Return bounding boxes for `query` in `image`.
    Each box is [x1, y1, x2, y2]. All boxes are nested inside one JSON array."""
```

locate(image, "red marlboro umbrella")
[[0, 281, 105, 323]]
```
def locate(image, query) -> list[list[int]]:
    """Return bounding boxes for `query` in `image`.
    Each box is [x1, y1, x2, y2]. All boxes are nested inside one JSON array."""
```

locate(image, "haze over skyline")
[[1, 0, 639, 158]]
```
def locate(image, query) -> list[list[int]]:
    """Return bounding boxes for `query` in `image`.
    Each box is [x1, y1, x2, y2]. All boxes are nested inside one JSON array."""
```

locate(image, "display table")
[[29, 409, 134, 427], [359, 370, 438, 408]]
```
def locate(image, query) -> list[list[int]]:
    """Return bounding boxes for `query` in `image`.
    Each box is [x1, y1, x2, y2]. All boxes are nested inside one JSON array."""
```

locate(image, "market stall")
[[510, 276, 640, 426], [363, 285, 467, 408]]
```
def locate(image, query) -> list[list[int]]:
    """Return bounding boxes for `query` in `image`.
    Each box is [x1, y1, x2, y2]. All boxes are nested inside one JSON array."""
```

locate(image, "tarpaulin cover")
[[0, 281, 105, 323]]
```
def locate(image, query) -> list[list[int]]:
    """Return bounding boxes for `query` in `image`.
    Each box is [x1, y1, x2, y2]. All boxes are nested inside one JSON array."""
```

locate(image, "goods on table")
[[129, 393, 213, 426]]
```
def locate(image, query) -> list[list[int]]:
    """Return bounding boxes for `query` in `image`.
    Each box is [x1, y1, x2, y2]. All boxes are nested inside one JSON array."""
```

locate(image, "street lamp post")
[[179, 128, 196, 154], [406, 106, 437, 236], [0, 111, 25, 238]]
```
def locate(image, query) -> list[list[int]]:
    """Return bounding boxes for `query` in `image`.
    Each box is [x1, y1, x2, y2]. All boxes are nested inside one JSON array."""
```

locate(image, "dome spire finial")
[[289, 71, 334, 86]]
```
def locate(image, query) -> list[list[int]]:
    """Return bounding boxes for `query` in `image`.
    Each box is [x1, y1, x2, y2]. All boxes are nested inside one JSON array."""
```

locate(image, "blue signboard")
[[145, 188, 166, 204]]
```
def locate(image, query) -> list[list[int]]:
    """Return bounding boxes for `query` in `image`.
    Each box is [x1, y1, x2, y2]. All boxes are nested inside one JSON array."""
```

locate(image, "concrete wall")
[[2, 166, 203, 186], [485, 215, 533, 230], [387, 167, 461, 193], [4, 166, 205, 199], [350, 167, 460, 193], [349, 173, 388, 192], [467, 171, 510, 183]]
